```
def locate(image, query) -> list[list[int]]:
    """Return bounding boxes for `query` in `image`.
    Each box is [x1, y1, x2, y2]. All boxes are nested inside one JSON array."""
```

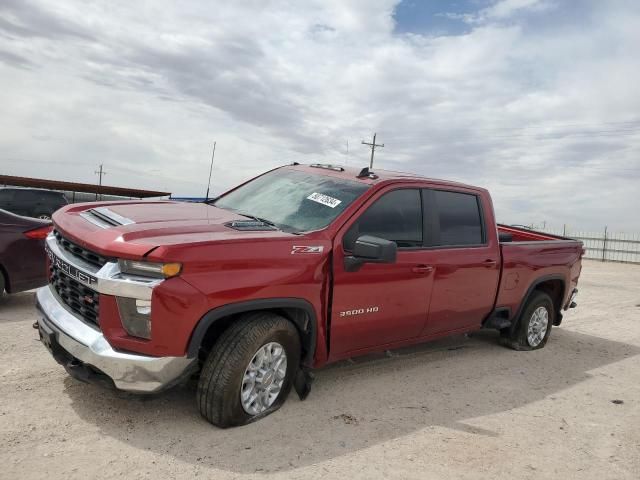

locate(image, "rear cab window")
[[425, 189, 485, 247]]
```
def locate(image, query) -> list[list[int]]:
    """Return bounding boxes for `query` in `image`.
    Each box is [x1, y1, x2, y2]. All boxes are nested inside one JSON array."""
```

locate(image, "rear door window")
[[0, 190, 14, 202], [38, 192, 55, 203], [429, 190, 484, 246], [14, 190, 36, 203]]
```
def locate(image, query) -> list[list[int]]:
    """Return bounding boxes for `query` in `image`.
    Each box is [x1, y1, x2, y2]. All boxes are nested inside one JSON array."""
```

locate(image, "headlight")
[[117, 297, 152, 339], [119, 259, 182, 279]]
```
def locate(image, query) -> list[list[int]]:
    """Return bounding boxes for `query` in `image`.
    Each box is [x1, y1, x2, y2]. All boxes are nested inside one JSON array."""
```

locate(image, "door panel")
[[418, 247, 500, 336], [330, 247, 434, 358], [329, 187, 433, 360], [420, 188, 500, 335]]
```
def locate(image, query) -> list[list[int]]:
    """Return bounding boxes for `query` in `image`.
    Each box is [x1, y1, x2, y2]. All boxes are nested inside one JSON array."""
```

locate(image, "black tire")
[[501, 291, 554, 351], [0, 269, 5, 295], [197, 312, 301, 427]]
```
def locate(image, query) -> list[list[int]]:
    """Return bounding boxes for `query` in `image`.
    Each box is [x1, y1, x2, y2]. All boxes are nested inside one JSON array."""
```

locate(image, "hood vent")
[[80, 207, 135, 229], [225, 220, 277, 231]]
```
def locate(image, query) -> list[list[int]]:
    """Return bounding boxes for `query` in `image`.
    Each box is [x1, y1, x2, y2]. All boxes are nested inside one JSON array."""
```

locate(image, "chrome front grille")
[[49, 265, 100, 327], [53, 230, 109, 268]]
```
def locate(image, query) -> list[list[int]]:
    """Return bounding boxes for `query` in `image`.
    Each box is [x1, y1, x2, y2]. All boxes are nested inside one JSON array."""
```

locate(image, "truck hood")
[[52, 200, 298, 258]]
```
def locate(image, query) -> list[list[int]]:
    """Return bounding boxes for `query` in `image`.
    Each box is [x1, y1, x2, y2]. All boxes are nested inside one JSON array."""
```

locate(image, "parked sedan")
[[0, 209, 52, 295]]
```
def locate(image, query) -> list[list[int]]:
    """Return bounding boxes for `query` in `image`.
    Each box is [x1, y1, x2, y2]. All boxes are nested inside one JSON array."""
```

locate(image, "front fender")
[[186, 298, 319, 366]]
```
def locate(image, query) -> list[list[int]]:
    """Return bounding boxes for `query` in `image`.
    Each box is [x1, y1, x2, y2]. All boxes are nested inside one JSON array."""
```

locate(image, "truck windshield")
[[211, 169, 369, 232]]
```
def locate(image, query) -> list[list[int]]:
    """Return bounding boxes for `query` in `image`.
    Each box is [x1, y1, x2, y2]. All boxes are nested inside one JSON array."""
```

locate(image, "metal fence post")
[[602, 226, 608, 262]]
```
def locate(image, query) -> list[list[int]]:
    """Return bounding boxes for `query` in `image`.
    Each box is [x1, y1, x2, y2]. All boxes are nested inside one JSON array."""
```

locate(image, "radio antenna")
[[205, 141, 216, 200]]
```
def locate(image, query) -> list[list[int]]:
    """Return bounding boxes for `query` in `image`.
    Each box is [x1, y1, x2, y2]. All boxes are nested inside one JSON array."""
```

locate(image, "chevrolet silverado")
[[35, 164, 583, 427]]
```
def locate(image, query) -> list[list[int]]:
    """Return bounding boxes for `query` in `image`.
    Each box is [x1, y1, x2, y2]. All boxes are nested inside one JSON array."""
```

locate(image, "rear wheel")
[[197, 312, 300, 427], [501, 291, 554, 351]]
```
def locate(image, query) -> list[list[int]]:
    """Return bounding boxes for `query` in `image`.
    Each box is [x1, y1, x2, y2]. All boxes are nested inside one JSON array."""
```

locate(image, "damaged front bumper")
[[35, 285, 195, 393]]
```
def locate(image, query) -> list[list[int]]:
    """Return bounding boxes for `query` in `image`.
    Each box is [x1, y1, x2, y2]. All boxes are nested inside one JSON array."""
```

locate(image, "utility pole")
[[205, 141, 216, 201], [362, 133, 384, 169], [94, 164, 107, 200]]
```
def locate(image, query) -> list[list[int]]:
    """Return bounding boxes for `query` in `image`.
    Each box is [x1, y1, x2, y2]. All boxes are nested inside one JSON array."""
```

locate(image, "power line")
[[389, 127, 640, 142], [362, 133, 384, 169], [470, 118, 640, 133], [2, 159, 208, 187]]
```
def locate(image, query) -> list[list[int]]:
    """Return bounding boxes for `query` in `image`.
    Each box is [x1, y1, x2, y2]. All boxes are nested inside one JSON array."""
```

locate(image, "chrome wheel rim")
[[240, 342, 287, 415], [37, 214, 51, 220], [527, 306, 549, 347]]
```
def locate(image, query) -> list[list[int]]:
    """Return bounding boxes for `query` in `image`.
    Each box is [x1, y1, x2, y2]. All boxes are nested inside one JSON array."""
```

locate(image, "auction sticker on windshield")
[[307, 192, 342, 208]]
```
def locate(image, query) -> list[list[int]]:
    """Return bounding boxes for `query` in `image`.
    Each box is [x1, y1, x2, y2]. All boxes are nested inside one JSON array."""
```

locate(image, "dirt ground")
[[1, 260, 639, 480]]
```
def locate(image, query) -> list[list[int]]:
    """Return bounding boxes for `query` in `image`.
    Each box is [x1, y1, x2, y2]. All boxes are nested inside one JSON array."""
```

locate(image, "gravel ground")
[[1, 260, 639, 479]]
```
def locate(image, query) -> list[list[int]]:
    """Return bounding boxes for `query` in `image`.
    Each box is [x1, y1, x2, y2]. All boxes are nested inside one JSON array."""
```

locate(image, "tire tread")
[[197, 312, 299, 427], [501, 290, 554, 351]]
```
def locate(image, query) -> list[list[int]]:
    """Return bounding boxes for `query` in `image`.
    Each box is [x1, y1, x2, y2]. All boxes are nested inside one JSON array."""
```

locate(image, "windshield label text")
[[307, 192, 342, 208]]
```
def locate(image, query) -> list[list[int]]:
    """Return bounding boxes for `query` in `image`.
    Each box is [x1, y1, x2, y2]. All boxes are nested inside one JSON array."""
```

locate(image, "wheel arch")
[[511, 275, 566, 331], [187, 298, 318, 366]]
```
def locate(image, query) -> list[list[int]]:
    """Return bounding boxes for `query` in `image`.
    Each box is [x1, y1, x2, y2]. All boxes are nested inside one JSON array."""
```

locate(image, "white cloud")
[[0, 0, 639, 230], [482, 0, 553, 20]]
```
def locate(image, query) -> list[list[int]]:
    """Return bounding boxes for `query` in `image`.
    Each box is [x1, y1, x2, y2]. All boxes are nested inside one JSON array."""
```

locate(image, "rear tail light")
[[24, 225, 53, 239]]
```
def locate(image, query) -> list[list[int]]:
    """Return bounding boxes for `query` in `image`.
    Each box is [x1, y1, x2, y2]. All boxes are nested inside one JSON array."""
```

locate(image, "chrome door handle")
[[483, 259, 497, 268]]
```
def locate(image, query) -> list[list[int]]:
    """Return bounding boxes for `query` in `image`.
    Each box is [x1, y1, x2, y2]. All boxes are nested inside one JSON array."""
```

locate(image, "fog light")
[[116, 297, 151, 339]]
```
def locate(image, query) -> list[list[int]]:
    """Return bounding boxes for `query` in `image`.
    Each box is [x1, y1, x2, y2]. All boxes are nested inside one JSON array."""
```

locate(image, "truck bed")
[[497, 224, 573, 243], [494, 224, 583, 322]]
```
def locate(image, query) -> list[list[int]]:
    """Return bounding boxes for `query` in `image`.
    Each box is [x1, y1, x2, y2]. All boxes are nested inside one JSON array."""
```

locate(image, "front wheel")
[[197, 312, 300, 427], [501, 291, 554, 351]]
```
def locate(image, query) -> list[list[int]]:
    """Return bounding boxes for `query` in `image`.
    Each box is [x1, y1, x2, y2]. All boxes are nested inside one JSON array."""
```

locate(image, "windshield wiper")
[[236, 212, 277, 228], [236, 212, 304, 234]]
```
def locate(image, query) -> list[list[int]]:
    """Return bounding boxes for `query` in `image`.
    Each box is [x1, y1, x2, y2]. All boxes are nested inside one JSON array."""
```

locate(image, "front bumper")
[[36, 285, 195, 393]]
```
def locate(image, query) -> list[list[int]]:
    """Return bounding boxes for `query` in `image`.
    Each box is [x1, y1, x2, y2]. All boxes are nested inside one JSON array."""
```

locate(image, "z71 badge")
[[291, 246, 324, 255]]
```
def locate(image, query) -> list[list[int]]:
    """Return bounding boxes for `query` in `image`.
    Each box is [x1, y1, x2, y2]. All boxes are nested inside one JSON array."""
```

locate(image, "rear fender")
[[508, 274, 566, 334]]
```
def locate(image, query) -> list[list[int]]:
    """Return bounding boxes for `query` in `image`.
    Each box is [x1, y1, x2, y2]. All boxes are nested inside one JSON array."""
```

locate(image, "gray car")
[[0, 188, 67, 220]]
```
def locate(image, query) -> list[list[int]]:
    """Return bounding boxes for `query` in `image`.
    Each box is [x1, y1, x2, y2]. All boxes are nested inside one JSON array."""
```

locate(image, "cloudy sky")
[[1, 0, 639, 230]]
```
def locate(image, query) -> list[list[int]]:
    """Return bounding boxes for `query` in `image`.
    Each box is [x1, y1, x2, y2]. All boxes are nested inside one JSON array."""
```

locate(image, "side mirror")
[[344, 235, 397, 272]]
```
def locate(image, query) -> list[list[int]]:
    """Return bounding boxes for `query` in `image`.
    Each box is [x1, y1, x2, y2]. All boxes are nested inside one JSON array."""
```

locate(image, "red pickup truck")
[[36, 164, 583, 427]]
